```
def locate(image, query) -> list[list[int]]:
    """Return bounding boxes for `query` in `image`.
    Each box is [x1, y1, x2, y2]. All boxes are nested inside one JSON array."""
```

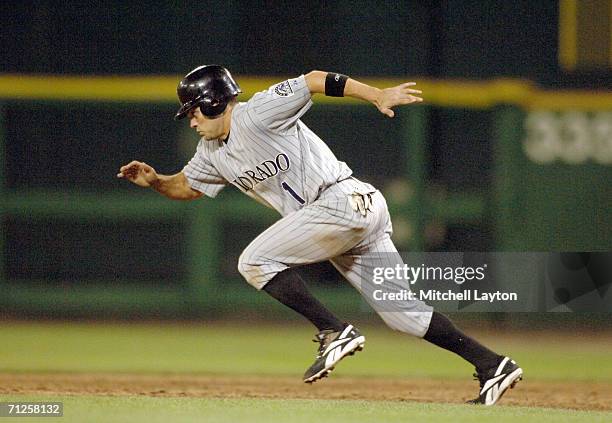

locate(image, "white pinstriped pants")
[[238, 178, 434, 337]]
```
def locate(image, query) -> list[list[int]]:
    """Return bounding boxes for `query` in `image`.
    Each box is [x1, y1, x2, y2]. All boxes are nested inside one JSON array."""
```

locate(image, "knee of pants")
[[237, 251, 261, 288], [237, 249, 285, 290]]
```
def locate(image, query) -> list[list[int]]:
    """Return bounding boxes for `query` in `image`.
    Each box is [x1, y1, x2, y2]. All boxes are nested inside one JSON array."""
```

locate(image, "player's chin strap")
[[349, 192, 373, 217]]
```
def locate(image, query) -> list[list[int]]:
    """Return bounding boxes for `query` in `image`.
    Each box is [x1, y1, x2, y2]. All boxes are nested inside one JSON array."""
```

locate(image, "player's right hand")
[[117, 161, 158, 187]]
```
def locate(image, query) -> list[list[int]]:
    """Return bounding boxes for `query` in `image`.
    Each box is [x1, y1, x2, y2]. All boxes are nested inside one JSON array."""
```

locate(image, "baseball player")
[[118, 65, 522, 405]]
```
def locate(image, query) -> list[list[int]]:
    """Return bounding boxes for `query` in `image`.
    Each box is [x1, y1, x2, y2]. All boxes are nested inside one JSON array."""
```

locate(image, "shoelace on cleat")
[[473, 372, 486, 389], [312, 330, 337, 358]]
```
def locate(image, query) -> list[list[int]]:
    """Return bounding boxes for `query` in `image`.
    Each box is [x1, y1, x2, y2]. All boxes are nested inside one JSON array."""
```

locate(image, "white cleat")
[[303, 324, 365, 384], [467, 356, 523, 405]]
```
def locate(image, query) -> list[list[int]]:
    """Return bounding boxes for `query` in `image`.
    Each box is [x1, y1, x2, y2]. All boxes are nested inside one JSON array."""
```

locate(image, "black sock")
[[263, 269, 345, 332], [423, 311, 501, 372]]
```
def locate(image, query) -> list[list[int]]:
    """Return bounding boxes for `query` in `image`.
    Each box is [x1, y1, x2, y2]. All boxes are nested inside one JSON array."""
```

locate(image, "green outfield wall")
[[0, 76, 610, 318]]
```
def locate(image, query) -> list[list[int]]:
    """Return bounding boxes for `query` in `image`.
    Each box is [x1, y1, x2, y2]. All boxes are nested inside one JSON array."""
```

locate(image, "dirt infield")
[[2, 373, 610, 411]]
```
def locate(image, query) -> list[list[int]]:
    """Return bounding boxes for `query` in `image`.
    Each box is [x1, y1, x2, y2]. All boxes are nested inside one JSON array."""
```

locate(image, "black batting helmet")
[[175, 65, 241, 120]]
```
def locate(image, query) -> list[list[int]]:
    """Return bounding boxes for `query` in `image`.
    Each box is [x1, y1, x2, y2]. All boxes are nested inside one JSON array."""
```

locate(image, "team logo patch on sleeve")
[[273, 80, 294, 97]]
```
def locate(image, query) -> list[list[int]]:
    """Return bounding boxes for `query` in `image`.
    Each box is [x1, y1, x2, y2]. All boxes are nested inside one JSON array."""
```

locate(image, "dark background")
[[1, 1, 562, 81], [1, 1, 610, 318]]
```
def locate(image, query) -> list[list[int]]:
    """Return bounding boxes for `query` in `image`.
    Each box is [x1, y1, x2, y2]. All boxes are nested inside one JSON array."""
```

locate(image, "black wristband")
[[325, 72, 348, 97]]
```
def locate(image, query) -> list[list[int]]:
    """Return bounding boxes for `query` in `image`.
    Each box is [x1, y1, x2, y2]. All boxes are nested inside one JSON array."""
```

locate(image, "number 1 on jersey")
[[282, 181, 305, 204]]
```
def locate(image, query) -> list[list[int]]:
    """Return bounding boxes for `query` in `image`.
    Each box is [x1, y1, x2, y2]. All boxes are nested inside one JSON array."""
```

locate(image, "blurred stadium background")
[[1, 1, 611, 420], [0, 0, 610, 323]]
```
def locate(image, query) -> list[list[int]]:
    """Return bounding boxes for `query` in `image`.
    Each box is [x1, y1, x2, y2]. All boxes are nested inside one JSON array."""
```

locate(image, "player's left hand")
[[376, 83, 423, 118]]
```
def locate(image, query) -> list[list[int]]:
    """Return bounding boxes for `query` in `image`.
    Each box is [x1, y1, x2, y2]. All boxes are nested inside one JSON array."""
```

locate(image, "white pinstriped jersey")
[[182, 75, 353, 216], [183, 74, 434, 336]]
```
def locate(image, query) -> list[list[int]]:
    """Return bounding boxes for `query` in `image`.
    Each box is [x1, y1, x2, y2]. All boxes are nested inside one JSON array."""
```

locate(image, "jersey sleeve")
[[248, 75, 313, 132], [182, 140, 228, 198]]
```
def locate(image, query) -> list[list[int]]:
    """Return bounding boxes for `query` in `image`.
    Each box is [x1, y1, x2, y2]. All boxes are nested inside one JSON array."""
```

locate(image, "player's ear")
[[221, 98, 237, 116]]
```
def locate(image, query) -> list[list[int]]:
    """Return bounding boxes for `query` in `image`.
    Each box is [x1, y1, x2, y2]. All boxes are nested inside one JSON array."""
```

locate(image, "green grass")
[[1, 323, 611, 422], [0, 322, 611, 382], [1, 396, 610, 423]]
